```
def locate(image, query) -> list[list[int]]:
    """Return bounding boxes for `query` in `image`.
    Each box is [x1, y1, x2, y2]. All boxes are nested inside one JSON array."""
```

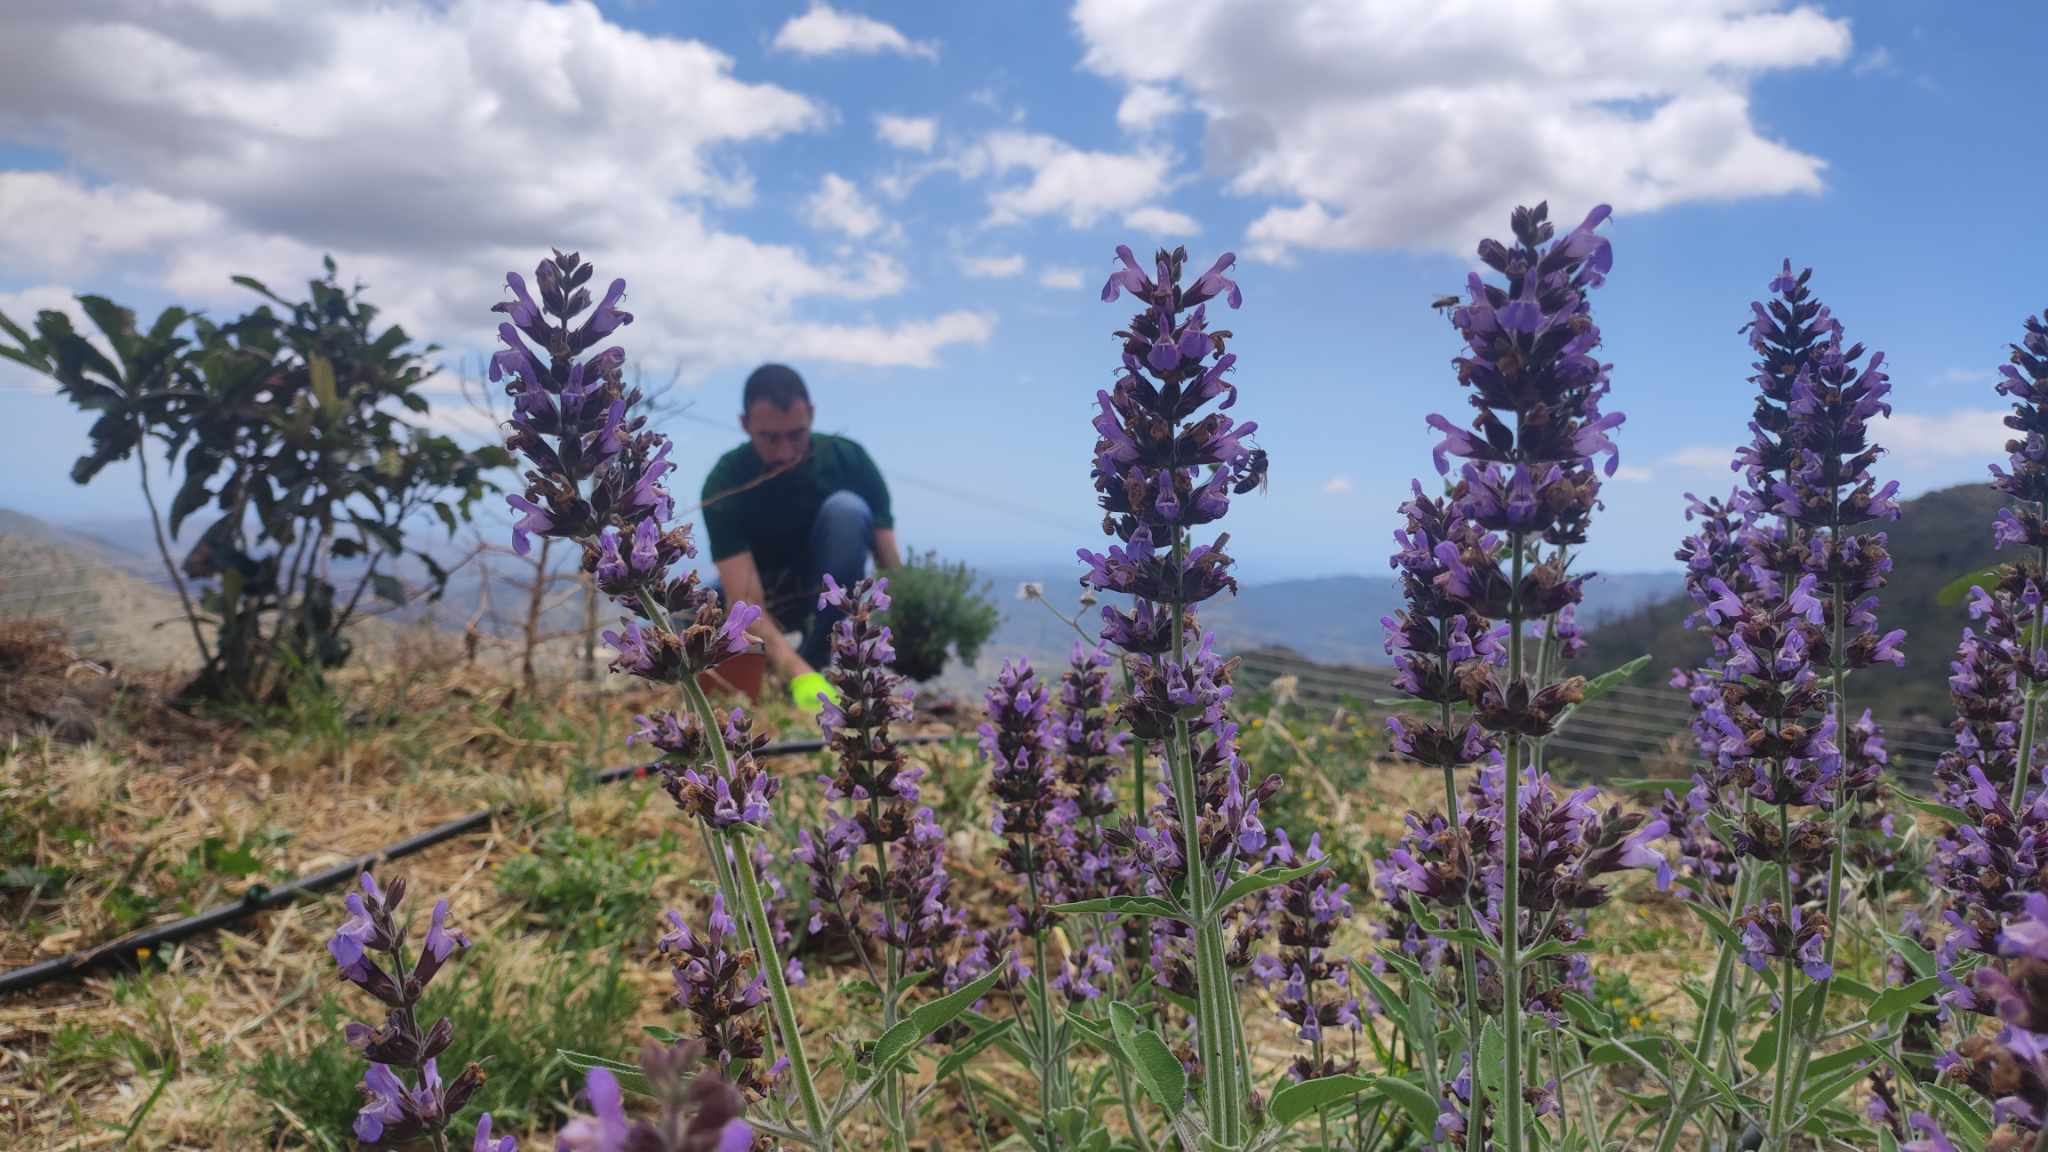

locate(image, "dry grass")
[[0, 621, 1710, 1151]]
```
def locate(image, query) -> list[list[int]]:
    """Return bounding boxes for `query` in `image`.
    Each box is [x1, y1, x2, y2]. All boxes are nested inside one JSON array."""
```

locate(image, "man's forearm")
[[873, 527, 902, 570], [749, 604, 811, 679]]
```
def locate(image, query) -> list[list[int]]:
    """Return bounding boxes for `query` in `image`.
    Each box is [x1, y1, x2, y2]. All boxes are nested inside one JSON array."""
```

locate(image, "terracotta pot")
[[696, 650, 766, 703]]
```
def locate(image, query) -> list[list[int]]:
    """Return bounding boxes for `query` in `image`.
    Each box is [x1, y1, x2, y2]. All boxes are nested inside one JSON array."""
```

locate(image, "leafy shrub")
[[875, 550, 998, 682], [0, 260, 509, 703]]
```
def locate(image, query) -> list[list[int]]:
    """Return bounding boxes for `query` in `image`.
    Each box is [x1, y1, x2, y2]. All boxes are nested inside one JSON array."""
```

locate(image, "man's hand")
[[713, 551, 815, 680], [873, 527, 902, 571]]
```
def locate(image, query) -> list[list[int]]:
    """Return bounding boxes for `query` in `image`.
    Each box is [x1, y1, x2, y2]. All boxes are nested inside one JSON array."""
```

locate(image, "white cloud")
[[972, 131, 1178, 229], [1854, 45, 1895, 75], [772, 2, 938, 60], [772, 311, 995, 368], [0, 2, 987, 380], [1038, 266, 1085, 290], [1880, 407, 2009, 469], [1123, 206, 1201, 235], [1117, 84, 1181, 132], [960, 253, 1027, 279], [1665, 444, 1740, 473], [875, 113, 938, 152], [804, 173, 896, 242], [1610, 465, 1655, 483], [0, 173, 219, 278], [1322, 474, 1354, 495], [1073, 0, 1852, 258], [1662, 406, 2007, 479]]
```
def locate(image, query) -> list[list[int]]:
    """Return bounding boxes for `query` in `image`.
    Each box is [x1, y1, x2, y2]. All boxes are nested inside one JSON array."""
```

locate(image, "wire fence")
[[1235, 647, 1946, 793]]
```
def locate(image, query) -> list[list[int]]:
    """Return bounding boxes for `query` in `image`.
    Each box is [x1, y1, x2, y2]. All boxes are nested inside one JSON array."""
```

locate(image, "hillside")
[[1579, 482, 2007, 725], [981, 563, 1684, 669]]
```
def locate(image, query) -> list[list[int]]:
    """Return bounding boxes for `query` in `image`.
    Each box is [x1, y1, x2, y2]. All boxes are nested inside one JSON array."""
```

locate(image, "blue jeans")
[[797, 490, 875, 668], [712, 490, 875, 669]]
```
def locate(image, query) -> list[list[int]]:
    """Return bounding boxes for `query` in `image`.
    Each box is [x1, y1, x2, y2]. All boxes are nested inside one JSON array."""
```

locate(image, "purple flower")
[[660, 709, 780, 832], [983, 659, 1063, 936], [659, 894, 778, 1099], [474, 1114, 515, 1152], [1903, 1113, 1957, 1152], [355, 1063, 410, 1143]]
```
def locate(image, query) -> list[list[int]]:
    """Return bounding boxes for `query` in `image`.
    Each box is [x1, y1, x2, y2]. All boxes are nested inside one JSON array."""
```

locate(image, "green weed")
[[496, 823, 679, 948], [250, 950, 640, 1146]]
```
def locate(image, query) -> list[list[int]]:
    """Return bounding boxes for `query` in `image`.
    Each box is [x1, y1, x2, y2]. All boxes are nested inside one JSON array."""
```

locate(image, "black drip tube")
[[0, 733, 956, 996]]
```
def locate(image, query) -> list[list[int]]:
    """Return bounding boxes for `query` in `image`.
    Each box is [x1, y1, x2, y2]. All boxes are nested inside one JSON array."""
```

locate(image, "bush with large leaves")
[[0, 259, 508, 701]]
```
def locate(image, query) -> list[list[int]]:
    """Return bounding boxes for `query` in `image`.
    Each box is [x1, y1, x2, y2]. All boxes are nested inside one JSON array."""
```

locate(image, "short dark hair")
[[743, 363, 810, 412]]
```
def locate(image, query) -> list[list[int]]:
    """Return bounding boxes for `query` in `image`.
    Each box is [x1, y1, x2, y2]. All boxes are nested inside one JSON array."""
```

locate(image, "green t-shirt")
[[700, 433, 893, 611]]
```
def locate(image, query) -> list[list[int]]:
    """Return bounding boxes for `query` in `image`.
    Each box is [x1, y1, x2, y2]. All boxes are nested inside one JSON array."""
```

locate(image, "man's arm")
[[714, 550, 814, 680], [872, 527, 902, 571]]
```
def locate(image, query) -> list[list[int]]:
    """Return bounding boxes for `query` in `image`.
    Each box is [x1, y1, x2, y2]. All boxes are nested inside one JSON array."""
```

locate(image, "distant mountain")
[[1579, 483, 2007, 725], [974, 562, 1685, 669]]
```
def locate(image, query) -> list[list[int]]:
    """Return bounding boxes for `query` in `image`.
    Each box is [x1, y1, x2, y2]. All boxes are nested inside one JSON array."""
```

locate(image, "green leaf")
[[1804, 1041, 1882, 1083], [1550, 654, 1651, 731], [1045, 894, 1182, 920], [642, 1025, 683, 1044], [1746, 1014, 1781, 1075], [1580, 654, 1652, 703], [1213, 858, 1325, 911], [369, 572, 407, 605], [1558, 990, 1603, 1033], [1798, 1061, 1871, 1114], [1348, 961, 1411, 1046], [937, 1019, 1016, 1081], [1522, 937, 1592, 965], [1586, 1036, 1668, 1070], [870, 960, 1007, 1078], [558, 1049, 650, 1096], [1608, 776, 1702, 793], [1477, 1021, 1505, 1099], [1679, 899, 1742, 952], [1829, 977, 1880, 1004], [1267, 1075, 1379, 1127], [231, 275, 290, 306], [1938, 564, 2005, 608], [1868, 976, 1942, 1022], [1920, 1081, 1991, 1141], [1372, 1076, 1439, 1133], [1109, 1001, 1187, 1117], [1884, 932, 1938, 982], [1889, 784, 1968, 828]]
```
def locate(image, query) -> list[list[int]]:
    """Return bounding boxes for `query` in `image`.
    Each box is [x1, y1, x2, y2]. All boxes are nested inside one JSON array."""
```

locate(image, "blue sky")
[[1, 0, 2042, 583]]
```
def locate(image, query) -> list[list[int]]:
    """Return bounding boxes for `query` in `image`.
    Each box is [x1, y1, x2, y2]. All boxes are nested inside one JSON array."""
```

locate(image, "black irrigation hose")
[[0, 733, 959, 997]]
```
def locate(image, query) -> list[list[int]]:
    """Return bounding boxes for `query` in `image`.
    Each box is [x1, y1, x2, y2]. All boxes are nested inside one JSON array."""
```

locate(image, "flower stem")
[[868, 795, 910, 1152], [1653, 850, 1756, 1152], [729, 834, 829, 1146], [1768, 802, 1796, 1148], [1790, 497, 1853, 1114], [1024, 855, 1060, 1144], [1501, 537, 1527, 1152], [1436, 649, 1487, 1152], [1166, 525, 1242, 1146], [2013, 531, 2047, 812]]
